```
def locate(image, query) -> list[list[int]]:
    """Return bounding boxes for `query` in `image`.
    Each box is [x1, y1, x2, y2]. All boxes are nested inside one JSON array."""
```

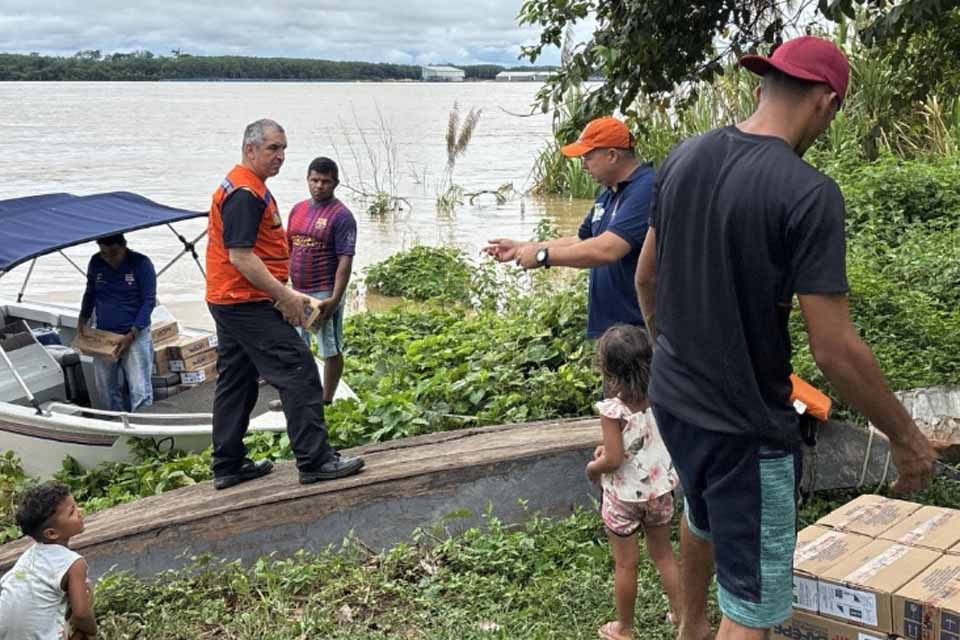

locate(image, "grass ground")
[[86, 477, 960, 639]]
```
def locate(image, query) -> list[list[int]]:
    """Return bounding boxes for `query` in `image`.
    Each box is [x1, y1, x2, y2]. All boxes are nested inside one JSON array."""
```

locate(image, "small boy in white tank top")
[[0, 482, 96, 640]]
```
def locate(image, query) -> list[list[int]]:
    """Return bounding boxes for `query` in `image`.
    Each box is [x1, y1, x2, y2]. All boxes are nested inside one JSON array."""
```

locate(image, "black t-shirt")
[[649, 126, 848, 442], [222, 189, 265, 249]]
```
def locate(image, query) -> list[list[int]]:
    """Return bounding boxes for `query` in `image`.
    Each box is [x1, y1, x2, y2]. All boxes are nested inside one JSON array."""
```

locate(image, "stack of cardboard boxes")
[[151, 327, 219, 400], [776, 494, 960, 640]]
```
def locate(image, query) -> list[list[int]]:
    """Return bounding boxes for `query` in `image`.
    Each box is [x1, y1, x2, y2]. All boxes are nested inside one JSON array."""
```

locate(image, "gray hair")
[[242, 118, 285, 148]]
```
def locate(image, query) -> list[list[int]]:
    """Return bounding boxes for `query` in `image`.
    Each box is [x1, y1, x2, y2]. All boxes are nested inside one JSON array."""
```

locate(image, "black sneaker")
[[299, 453, 364, 484], [213, 459, 274, 490]]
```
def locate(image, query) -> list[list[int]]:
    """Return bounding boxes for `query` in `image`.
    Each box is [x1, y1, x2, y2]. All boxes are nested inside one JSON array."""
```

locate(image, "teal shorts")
[[298, 291, 345, 358], [653, 405, 802, 630]]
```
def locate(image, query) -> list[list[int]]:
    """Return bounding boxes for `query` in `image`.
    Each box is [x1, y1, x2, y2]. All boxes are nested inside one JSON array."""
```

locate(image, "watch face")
[[537, 248, 547, 262]]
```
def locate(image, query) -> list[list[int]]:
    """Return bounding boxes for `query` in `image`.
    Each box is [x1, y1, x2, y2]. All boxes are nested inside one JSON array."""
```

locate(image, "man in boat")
[[287, 157, 355, 405], [483, 117, 653, 341], [205, 118, 364, 490], [635, 36, 937, 640], [77, 233, 156, 412]]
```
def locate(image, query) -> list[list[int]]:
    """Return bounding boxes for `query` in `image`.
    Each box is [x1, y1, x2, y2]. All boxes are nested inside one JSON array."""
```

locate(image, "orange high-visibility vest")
[[205, 164, 290, 304]]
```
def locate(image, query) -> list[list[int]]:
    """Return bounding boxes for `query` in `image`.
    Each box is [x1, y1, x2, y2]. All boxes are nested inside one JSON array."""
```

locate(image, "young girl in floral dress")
[[586, 324, 682, 640]]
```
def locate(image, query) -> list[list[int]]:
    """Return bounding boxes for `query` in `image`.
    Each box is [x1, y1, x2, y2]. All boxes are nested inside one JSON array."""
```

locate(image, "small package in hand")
[[275, 296, 324, 333]]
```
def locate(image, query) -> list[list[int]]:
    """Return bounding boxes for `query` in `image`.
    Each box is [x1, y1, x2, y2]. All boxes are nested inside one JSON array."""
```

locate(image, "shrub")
[[840, 155, 960, 243], [365, 246, 474, 302]]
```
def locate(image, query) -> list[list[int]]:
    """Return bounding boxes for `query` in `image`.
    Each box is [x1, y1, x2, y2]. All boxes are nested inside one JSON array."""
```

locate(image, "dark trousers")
[[208, 301, 333, 475]]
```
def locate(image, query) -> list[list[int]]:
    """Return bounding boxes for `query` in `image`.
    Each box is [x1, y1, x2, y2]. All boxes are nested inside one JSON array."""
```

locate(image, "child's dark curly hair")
[[596, 324, 653, 405], [15, 481, 71, 541]]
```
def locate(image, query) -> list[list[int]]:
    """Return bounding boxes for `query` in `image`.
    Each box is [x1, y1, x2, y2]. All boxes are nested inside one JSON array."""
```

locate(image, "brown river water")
[[0, 81, 592, 329]]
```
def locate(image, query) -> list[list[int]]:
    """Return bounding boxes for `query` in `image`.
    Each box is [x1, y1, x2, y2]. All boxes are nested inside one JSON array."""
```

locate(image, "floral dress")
[[596, 397, 680, 535], [597, 397, 679, 503]]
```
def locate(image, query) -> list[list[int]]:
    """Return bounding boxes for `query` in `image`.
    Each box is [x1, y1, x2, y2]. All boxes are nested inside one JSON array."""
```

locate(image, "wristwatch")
[[535, 247, 550, 269]]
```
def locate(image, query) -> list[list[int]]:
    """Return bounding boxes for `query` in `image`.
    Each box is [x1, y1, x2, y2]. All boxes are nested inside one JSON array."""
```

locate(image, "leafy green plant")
[[364, 246, 474, 302], [366, 191, 392, 217], [35, 473, 959, 639], [0, 452, 32, 542]]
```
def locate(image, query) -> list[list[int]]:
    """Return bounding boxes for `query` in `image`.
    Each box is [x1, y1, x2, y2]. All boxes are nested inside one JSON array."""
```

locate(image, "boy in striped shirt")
[[287, 157, 356, 404]]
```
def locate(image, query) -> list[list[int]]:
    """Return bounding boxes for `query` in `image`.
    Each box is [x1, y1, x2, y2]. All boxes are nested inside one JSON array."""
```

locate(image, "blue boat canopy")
[[0, 192, 207, 272]]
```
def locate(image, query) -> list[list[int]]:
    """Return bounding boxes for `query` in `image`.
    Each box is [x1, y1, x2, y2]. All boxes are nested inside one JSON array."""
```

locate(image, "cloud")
[[0, 0, 568, 66]]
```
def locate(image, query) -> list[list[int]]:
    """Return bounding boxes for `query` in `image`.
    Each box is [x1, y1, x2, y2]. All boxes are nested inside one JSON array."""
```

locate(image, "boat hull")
[[0, 401, 283, 477]]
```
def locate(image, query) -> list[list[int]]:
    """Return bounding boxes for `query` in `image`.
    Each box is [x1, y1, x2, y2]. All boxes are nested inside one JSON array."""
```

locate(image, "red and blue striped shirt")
[[287, 198, 357, 293]]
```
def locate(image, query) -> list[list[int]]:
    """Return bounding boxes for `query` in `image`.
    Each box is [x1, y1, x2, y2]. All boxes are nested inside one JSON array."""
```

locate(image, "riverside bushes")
[[364, 245, 474, 302], [30, 478, 960, 639]]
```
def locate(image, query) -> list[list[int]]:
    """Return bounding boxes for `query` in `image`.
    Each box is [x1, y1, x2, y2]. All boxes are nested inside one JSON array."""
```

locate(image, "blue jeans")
[[93, 330, 154, 412]]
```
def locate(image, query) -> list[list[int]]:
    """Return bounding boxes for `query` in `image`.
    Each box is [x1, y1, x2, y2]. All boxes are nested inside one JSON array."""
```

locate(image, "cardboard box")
[[150, 320, 179, 345], [771, 611, 889, 640], [817, 494, 922, 538], [179, 361, 217, 385], [794, 525, 874, 613], [817, 538, 941, 632], [71, 328, 124, 361], [880, 506, 960, 553], [151, 335, 178, 376], [894, 554, 960, 640], [169, 348, 217, 373], [167, 332, 218, 360]]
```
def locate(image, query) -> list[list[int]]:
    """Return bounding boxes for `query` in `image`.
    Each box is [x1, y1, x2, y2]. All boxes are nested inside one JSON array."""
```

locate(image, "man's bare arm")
[[798, 293, 937, 493], [543, 231, 632, 269], [635, 227, 657, 339]]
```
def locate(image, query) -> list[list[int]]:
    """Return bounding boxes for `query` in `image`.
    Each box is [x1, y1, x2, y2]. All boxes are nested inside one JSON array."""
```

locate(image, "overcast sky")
[[0, 0, 577, 66]]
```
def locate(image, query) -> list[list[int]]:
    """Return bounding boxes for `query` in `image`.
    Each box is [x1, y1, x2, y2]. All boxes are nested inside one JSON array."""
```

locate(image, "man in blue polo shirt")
[[78, 234, 157, 412], [484, 116, 652, 339]]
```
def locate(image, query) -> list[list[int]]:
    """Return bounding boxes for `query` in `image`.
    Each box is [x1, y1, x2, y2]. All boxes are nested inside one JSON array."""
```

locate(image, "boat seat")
[[2, 301, 77, 328]]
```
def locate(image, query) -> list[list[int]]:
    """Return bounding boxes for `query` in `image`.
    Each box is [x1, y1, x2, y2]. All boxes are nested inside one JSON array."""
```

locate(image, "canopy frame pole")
[[58, 251, 87, 277], [0, 343, 43, 415], [16, 258, 37, 303], [156, 225, 207, 279]]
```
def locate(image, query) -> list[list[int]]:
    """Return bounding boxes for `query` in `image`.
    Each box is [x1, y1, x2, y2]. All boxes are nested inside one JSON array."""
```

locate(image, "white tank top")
[[0, 543, 82, 640]]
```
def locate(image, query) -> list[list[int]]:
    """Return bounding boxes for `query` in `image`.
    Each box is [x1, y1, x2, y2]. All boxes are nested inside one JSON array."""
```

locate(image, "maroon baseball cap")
[[739, 35, 850, 104]]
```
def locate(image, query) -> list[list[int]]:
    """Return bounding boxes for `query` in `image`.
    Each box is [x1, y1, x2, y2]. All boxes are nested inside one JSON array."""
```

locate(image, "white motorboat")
[[0, 192, 353, 478]]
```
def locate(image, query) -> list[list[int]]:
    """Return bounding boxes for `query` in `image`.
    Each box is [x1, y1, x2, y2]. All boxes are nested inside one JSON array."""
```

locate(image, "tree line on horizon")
[[0, 50, 556, 81]]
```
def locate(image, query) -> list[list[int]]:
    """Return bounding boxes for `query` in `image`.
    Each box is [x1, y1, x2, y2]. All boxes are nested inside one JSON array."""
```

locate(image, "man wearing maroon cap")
[[635, 36, 936, 639], [484, 116, 655, 340]]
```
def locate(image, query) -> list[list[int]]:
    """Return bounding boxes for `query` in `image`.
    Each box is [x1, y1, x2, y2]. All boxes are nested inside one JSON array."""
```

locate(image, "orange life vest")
[[205, 164, 290, 304]]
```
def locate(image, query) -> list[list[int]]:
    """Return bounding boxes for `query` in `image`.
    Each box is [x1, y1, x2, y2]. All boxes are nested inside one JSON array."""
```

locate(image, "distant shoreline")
[[0, 51, 557, 82]]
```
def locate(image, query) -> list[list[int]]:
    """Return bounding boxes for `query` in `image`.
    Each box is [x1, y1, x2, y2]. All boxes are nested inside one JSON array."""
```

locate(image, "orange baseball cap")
[[560, 117, 632, 157]]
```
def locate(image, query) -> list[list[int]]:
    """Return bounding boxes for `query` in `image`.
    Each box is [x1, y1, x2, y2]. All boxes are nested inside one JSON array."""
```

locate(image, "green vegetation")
[[7, 478, 955, 639], [519, 0, 957, 125], [786, 154, 960, 421], [0, 51, 556, 82], [0, 249, 598, 543], [0, 51, 421, 81], [364, 246, 475, 302]]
